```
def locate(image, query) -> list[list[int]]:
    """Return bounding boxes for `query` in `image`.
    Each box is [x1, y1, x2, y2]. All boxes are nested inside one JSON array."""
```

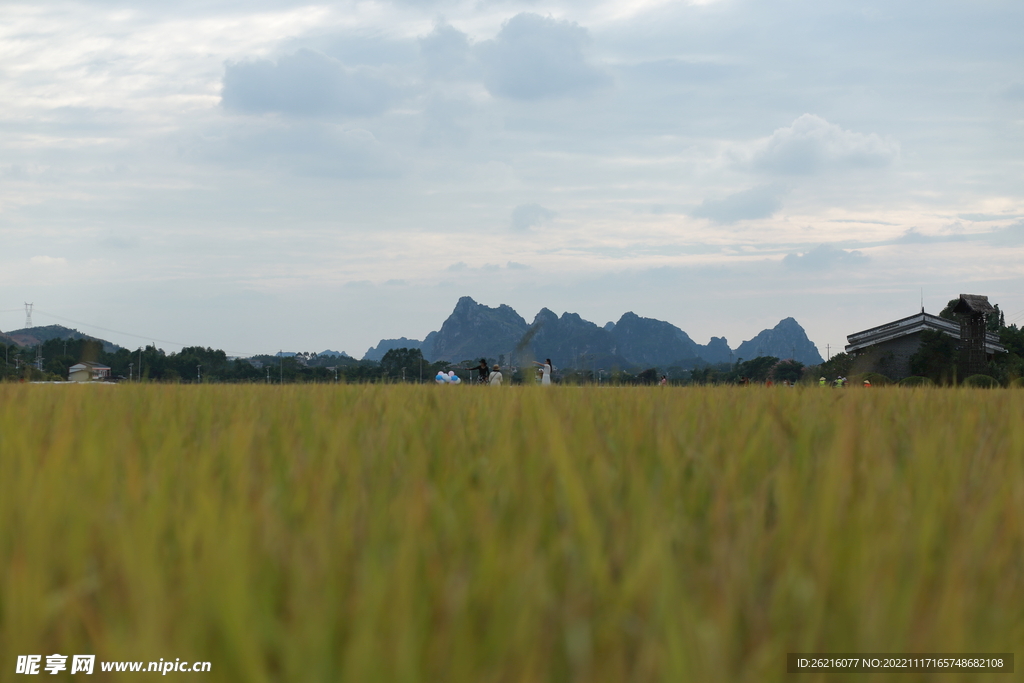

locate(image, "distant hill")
[[527, 308, 628, 369], [318, 349, 351, 358], [1, 325, 122, 353], [699, 337, 733, 364], [426, 296, 530, 363], [734, 317, 824, 365], [363, 337, 430, 362], [364, 298, 825, 369], [608, 312, 701, 367]]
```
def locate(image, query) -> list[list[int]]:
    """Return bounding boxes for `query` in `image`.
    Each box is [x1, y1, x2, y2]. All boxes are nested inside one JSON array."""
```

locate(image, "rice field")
[[1, 383, 1022, 682]]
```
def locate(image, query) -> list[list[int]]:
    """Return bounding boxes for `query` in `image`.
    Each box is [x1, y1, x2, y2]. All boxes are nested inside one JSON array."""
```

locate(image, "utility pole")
[[826, 344, 830, 361], [24, 302, 33, 328], [279, 351, 283, 384], [197, 364, 201, 383], [129, 362, 133, 382], [266, 368, 270, 384]]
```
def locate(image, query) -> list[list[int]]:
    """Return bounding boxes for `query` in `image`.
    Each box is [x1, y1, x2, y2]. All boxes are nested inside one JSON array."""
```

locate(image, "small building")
[[845, 296, 1005, 380], [69, 362, 111, 382]]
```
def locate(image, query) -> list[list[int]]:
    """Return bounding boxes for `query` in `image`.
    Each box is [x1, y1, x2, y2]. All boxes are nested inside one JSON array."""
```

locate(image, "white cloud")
[[30, 255, 68, 266], [782, 244, 868, 270], [746, 114, 900, 175], [476, 13, 609, 100], [221, 49, 405, 117], [419, 22, 474, 79], [691, 186, 782, 223], [510, 203, 556, 231]]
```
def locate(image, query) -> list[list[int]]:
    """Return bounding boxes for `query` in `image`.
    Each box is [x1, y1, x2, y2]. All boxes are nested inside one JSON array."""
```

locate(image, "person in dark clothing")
[[475, 358, 489, 384]]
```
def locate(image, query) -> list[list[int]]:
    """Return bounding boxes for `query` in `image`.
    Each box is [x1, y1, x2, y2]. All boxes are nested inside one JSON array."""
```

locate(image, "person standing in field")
[[488, 364, 503, 386], [475, 358, 489, 384], [659, 375, 668, 386], [532, 359, 553, 385]]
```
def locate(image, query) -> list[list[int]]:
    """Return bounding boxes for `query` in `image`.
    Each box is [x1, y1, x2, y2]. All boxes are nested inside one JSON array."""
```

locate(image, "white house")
[[69, 362, 111, 382]]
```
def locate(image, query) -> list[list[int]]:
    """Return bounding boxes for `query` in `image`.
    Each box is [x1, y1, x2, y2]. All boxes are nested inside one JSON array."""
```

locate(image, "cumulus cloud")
[[783, 244, 869, 270], [690, 186, 782, 223], [891, 228, 957, 245], [419, 22, 473, 79], [985, 221, 1024, 246], [511, 203, 556, 231], [477, 13, 609, 100], [222, 49, 402, 117], [748, 114, 900, 174]]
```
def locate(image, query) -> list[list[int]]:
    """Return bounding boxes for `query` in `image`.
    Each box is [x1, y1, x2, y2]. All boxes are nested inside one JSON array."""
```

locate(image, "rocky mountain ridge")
[[363, 297, 824, 368]]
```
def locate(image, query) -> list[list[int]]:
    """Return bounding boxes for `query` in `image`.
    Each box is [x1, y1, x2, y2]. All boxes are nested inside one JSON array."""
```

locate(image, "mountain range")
[[2, 300, 824, 369], [364, 297, 824, 369]]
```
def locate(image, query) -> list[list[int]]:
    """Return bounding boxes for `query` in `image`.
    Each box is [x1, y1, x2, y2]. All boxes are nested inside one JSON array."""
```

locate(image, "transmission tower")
[[24, 302, 33, 328]]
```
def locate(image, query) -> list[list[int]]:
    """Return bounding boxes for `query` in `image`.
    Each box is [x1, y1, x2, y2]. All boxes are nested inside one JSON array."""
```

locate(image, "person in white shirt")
[[532, 359, 553, 385], [488, 364, 503, 386]]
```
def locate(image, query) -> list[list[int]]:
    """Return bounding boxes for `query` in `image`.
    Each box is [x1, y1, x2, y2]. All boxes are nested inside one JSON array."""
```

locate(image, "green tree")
[[938, 298, 959, 321], [380, 347, 425, 382], [813, 352, 854, 382], [637, 368, 659, 385], [727, 356, 779, 383], [771, 359, 804, 383], [909, 330, 959, 385]]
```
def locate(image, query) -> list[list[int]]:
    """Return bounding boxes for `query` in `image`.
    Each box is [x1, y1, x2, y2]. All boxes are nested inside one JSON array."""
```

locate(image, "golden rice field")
[[1, 383, 1022, 682]]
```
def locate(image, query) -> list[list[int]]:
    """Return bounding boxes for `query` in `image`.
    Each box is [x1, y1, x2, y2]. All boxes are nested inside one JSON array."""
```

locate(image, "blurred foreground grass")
[[1, 384, 1022, 682]]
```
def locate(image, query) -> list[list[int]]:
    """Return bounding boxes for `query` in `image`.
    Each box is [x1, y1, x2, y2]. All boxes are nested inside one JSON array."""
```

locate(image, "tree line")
[[5, 303, 1022, 386]]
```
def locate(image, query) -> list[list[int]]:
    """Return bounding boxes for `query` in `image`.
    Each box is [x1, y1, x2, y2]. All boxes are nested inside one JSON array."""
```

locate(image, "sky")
[[2, 0, 1023, 359]]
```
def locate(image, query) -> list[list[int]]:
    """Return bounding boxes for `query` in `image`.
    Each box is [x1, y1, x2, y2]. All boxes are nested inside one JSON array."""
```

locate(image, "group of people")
[[435, 358, 555, 386], [819, 376, 870, 387], [436, 359, 504, 385]]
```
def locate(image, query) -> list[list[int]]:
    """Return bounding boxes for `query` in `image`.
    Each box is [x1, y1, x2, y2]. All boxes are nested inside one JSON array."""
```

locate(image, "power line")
[[1005, 307, 1024, 325]]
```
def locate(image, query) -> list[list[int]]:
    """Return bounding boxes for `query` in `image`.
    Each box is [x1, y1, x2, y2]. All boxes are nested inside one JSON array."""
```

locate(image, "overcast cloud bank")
[[1, 0, 1021, 356]]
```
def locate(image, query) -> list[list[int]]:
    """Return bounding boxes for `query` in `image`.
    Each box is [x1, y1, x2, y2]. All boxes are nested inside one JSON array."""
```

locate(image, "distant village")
[[2, 294, 1022, 387]]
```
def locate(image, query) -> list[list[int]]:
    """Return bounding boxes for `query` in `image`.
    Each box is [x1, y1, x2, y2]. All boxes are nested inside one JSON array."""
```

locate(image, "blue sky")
[[2, 0, 1022, 357]]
